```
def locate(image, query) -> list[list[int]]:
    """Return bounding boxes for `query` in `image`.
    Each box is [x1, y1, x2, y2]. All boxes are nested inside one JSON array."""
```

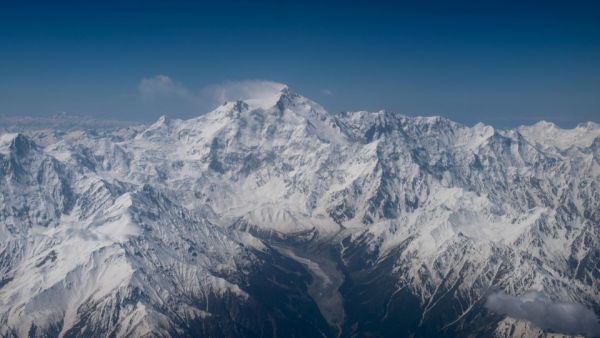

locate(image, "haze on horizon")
[[1, 0, 599, 128]]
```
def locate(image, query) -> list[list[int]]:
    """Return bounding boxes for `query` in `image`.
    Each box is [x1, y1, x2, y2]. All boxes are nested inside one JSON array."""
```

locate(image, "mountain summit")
[[1, 87, 599, 337]]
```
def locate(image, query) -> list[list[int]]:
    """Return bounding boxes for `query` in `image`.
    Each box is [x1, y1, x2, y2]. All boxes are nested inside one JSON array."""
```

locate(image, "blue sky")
[[1, 0, 599, 127]]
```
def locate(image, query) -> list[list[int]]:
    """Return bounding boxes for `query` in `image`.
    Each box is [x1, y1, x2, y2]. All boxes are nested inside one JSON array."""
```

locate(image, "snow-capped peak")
[[242, 83, 289, 110], [517, 120, 600, 149]]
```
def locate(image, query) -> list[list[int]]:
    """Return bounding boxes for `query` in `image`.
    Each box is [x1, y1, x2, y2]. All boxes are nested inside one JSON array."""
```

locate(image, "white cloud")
[[138, 75, 198, 104], [321, 89, 334, 96], [137, 76, 287, 114], [204, 80, 287, 104], [485, 290, 600, 337]]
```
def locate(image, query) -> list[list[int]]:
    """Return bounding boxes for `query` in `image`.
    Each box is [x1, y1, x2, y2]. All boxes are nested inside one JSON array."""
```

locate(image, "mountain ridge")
[[1, 86, 599, 337]]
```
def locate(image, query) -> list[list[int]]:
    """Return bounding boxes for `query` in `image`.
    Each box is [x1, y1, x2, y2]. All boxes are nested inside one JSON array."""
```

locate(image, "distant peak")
[[576, 121, 599, 130], [148, 115, 172, 129], [531, 120, 558, 129], [518, 119, 600, 149]]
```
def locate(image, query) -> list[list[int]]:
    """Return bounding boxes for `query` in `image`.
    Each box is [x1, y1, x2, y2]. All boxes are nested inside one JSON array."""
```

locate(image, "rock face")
[[1, 86, 599, 337]]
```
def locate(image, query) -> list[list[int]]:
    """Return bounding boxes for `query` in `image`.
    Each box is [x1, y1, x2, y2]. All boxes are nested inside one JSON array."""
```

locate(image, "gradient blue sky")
[[1, 0, 599, 127]]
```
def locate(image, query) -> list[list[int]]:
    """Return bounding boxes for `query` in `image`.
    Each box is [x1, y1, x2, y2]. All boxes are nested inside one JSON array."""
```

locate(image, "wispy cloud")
[[138, 75, 200, 106], [485, 290, 600, 337], [204, 80, 287, 104], [138, 76, 286, 115], [321, 89, 334, 96]]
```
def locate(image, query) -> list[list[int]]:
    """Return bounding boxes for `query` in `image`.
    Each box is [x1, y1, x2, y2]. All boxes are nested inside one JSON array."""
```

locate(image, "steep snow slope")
[[1, 86, 599, 337]]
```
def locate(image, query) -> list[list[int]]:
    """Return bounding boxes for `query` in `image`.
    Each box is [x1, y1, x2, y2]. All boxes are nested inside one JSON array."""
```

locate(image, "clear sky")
[[1, 0, 599, 127]]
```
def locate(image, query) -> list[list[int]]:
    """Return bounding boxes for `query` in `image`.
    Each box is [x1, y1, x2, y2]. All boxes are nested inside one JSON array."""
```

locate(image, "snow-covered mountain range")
[[1, 85, 599, 337]]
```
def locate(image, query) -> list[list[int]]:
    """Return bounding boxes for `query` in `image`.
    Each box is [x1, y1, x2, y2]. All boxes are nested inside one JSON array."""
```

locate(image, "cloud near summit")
[[138, 75, 286, 115], [207, 80, 287, 104]]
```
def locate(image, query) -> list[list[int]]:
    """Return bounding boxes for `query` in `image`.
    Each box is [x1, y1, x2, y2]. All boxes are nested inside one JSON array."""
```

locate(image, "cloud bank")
[[485, 291, 600, 337]]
